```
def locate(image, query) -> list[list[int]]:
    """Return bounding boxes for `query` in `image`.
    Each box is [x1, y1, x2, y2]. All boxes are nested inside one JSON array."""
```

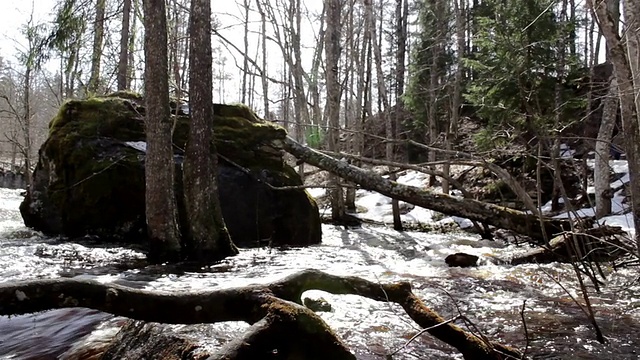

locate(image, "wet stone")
[[445, 252, 479, 268]]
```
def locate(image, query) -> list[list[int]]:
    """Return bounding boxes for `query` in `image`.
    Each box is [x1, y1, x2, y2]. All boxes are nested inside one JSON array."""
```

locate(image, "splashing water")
[[1, 187, 639, 359]]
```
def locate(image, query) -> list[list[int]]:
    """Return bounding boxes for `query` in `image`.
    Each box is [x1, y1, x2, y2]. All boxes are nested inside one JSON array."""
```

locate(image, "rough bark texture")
[[117, 0, 132, 91], [594, 77, 617, 218], [143, 0, 182, 262], [184, 0, 238, 262], [591, 0, 640, 250], [88, 0, 106, 93], [0, 270, 522, 360], [325, 0, 345, 221], [283, 136, 572, 242]]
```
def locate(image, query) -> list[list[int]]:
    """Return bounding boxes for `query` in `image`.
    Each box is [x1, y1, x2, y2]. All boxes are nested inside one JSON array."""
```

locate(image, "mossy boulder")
[[20, 94, 321, 247]]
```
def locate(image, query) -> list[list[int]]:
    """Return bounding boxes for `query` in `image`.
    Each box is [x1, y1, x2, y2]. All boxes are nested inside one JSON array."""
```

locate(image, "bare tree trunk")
[[308, 5, 326, 131], [128, 0, 139, 90], [255, 0, 270, 117], [551, 0, 568, 212], [184, 0, 239, 262], [22, 67, 32, 187], [445, 0, 465, 195], [590, 0, 640, 251], [623, 0, 640, 122], [344, 1, 357, 212], [428, 0, 444, 187], [284, 136, 571, 241], [326, 0, 345, 221], [390, 0, 408, 231], [595, 79, 618, 218], [88, 0, 106, 93], [241, 0, 250, 104], [117, 0, 132, 90], [168, 0, 182, 97], [142, 0, 182, 262]]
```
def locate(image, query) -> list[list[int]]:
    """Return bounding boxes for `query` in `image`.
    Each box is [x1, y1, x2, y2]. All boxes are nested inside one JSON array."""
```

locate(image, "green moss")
[[38, 94, 320, 243], [105, 90, 144, 102]]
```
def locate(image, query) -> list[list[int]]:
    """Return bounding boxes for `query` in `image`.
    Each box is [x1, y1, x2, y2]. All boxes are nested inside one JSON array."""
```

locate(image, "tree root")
[[0, 269, 524, 360]]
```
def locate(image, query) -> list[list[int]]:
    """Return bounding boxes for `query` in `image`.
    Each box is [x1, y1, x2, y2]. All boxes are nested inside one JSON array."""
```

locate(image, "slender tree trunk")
[[142, 0, 182, 262], [241, 0, 250, 104], [390, 0, 408, 231], [255, 0, 269, 117], [551, 0, 568, 212], [22, 67, 32, 187], [184, 0, 238, 262], [595, 77, 618, 218], [594, 0, 619, 218], [428, 0, 444, 187], [128, 0, 139, 89], [117, 0, 132, 90], [445, 0, 465, 195], [623, 0, 640, 119], [326, 0, 345, 221], [88, 0, 106, 93]]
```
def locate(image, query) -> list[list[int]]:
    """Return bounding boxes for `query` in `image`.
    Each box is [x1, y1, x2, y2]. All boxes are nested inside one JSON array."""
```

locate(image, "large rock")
[[20, 93, 321, 247]]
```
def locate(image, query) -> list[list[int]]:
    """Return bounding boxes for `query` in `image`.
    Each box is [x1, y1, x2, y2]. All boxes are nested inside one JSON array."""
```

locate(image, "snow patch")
[[125, 141, 147, 153]]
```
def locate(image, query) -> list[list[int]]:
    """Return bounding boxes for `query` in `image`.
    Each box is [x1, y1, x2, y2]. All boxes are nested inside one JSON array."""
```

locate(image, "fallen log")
[[511, 226, 630, 265], [0, 270, 524, 360], [283, 136, 573, 242]]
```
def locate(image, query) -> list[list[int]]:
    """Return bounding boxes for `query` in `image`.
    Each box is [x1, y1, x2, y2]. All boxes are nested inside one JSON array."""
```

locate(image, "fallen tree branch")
[[283, 135, 571, 242], [0, 269, 524, 360]]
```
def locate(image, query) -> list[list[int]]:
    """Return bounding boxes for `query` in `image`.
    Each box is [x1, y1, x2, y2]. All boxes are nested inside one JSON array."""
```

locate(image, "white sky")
[[0, 0, 315, 109], [0, 1, 55, 61]]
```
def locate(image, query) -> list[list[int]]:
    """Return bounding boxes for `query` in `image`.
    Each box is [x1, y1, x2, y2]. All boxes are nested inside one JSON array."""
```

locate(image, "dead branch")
[[0, 269, 524, 360]]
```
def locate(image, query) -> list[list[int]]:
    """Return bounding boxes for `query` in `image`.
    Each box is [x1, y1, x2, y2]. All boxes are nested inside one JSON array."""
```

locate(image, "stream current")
[[0, 187, 639, 359]]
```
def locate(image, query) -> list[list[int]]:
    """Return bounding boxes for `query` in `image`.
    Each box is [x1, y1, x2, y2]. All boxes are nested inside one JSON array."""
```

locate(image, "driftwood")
[[511, 226, 629, 265], [0, 269, 524, 360], [283, 136, 572, 242]]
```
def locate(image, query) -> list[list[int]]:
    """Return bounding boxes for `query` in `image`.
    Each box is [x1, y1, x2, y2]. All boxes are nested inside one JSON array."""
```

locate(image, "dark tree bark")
[[88, 0, 106, 93], [0, 270, 523, 360], [184, 0, 238, 262], [117, 0, 132, 90], [325, 0, 346, 221], [283, 136, 571, 242], [143, 0, 182, 262]]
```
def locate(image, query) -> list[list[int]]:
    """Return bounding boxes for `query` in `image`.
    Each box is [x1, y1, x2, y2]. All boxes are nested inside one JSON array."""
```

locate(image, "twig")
[[519, 300, 530, 359], [385, 316, 461, 358]]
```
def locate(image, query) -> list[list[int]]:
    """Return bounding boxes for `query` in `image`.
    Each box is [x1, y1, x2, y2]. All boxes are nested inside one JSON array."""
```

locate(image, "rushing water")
[[1, 187, 639, 359]]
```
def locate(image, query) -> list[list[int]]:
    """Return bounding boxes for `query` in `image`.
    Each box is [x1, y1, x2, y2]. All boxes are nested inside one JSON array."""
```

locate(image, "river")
[[1, 187, 639, 359]]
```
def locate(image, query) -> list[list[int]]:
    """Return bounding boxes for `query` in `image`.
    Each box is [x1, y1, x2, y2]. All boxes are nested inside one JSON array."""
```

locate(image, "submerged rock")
[[20, 94, 321, 247], [445, 252, 479, 267]]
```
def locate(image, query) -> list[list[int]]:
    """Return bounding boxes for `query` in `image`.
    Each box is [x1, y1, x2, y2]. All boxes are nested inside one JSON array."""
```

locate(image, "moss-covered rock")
[[20, 94, 321, 247]]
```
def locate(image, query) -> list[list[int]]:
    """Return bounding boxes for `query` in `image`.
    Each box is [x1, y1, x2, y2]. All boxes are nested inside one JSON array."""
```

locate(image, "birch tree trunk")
[[142, 0, 182, 262], [184, 0, 239, 262]]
